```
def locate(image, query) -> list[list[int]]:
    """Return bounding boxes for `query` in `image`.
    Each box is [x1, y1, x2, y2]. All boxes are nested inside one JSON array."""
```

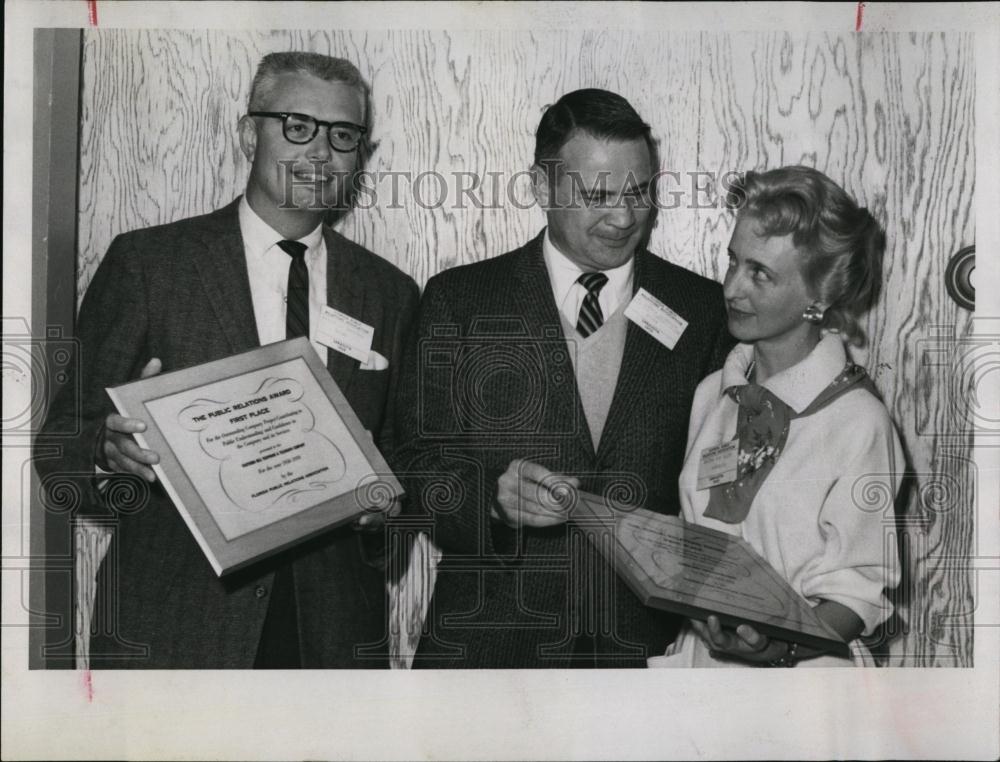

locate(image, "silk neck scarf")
[[704, 361, 881, 524]]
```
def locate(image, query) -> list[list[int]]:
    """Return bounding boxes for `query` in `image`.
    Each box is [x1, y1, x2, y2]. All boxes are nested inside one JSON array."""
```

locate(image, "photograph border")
[[3, 2, 999, 760]]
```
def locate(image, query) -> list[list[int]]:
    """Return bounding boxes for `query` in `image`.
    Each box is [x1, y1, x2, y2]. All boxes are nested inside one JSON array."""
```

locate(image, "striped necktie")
[[576, 271, 609, 338], [278, 240, 309, 339]]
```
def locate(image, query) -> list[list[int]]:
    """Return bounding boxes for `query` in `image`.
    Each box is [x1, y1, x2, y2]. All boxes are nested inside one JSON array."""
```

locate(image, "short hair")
[[248, 51, 369, 121], [727, 165, 886, 347], [533, 88, 653, 167]]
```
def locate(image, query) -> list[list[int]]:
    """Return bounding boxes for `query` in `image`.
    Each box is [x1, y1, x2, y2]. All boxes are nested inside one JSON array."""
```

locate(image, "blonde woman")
[[650, 166, 902, 668]]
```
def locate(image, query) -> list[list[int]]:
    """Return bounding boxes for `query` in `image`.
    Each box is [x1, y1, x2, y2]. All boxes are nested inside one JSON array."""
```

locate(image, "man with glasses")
[[37, 52, 418, 668]]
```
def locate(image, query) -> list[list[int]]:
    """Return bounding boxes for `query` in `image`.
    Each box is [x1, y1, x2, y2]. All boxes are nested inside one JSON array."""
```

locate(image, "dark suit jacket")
[[35, 198, 419, 668], [390, 231, 732, 668]]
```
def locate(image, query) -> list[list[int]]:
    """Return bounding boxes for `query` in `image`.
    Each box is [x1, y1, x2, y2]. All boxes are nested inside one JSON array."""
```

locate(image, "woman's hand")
[[691, 601, 863, 665], [691, 615, 794, 665]]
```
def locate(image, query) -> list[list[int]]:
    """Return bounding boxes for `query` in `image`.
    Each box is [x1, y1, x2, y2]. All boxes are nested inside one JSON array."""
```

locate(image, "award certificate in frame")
[[573, 492, 850, 656], [106, 337, 400, 577]]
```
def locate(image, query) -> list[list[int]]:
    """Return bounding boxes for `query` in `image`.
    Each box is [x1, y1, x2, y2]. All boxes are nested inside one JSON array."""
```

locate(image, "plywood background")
[[77, 29, 976, 666]]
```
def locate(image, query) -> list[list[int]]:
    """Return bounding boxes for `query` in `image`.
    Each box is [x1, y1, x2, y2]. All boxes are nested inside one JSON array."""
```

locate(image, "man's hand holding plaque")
[[98, 357, 163, 481], [106, 338, 402, 577], [492, 459, 581, 529]]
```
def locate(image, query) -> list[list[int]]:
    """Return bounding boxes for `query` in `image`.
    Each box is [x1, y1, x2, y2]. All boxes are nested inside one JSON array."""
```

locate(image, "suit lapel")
[[596, 250, 667, 461], [512, 234, 595, 461], [193, 199, 260, 354], [324, 228, 365, 397]]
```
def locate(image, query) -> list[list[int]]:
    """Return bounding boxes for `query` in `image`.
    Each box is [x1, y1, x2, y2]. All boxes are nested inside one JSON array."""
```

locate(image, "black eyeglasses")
[[248, 111, 367, 152]]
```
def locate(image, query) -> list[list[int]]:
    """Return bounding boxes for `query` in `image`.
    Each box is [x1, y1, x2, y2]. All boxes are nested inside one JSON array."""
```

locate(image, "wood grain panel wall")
[[77, 29, 976, 666]]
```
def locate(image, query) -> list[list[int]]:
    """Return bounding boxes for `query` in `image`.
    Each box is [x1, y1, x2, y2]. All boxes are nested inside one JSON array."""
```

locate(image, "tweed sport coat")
[[391, 231, 733, 668], [35, 198, 419, 668]]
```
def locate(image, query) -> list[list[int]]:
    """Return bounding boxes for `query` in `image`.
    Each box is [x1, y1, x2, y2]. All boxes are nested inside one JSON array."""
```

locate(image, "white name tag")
[[316, 306, 374, 363], [696, 439, 739, 491], [624, 288, 688, 350]]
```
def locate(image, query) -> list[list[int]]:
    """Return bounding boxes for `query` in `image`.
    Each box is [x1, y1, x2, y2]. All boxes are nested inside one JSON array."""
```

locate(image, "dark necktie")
[[576, 271, 609, 338], [256, 240, 308, 668], [278, 240, 309, 339]]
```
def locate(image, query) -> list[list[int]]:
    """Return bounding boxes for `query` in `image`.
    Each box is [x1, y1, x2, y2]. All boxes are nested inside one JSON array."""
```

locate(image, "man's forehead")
[[265, 72, 365, 117], [554, 131, 653, 182]]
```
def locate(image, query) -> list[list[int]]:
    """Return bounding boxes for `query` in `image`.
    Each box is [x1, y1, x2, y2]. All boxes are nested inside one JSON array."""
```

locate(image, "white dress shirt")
[[239, 196, 329, 364], [542, 228, 634, 327]]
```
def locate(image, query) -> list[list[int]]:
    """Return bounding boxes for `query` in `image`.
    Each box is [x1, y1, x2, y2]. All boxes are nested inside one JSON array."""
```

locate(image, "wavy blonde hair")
[[727, 165, 886, 346]]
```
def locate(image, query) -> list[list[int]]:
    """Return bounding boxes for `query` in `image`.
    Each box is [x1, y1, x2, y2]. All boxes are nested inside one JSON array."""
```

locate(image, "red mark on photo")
[[82, 669, 94, 702], [855, 2, 865, 31], [87, 0, 98, 26]]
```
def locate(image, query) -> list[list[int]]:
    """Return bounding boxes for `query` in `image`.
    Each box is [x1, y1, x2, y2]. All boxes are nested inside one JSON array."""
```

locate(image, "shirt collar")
[[541, 227, 634, 310], [238, 195, 324, 260], [720, 333, 849, 414]]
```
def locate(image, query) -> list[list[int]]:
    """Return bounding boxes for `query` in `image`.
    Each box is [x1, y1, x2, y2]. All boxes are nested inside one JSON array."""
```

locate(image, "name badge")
[[696, 439, 739, 491], [624, 288, 688, 350], [316, 306, 374, 363]]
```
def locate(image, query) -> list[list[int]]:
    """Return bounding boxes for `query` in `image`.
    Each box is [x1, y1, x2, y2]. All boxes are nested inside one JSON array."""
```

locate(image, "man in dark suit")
[[391, 89, 732, 668], [35, 52, 418, 668]]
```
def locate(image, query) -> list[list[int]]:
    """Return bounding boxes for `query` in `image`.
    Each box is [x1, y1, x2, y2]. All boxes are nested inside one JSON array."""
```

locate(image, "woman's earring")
[[802, 304, 825, 324]]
